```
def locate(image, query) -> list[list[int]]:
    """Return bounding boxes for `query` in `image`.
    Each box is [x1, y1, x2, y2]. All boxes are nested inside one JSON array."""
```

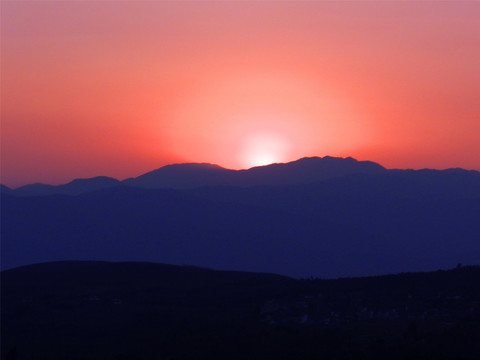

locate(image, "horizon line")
[[3, 155, 480, 190]]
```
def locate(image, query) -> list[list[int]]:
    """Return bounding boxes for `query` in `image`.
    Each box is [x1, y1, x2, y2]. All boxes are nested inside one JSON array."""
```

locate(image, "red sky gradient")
[[2, 1, 480, 187]]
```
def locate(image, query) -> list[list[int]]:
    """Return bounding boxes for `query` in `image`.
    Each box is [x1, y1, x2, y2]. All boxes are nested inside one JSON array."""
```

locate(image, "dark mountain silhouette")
[[124, 156, 386, 189], [234, 156, 386, 186], [3, 261, 480, 360], [11, 176, 120, 196], [4, 156, 387, 196], [2, 160, 479, 277], [123, 162, 232, 189]]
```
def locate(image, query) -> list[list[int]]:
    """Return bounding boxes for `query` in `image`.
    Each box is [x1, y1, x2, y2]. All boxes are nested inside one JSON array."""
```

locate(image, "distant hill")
[[123, 162, 233, 189], [2, 261, 480, 360], [12, 176, 120, 196]]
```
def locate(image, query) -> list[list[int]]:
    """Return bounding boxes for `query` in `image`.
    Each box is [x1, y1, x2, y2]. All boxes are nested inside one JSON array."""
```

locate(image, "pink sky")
[[2, 1, 480, 187]]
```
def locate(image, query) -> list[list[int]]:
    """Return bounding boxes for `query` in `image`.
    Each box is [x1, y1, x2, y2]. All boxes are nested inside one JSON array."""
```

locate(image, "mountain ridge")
[[9, 176, 120, 196], [6, 155, 477, 196], [2, 155, 479, 278]]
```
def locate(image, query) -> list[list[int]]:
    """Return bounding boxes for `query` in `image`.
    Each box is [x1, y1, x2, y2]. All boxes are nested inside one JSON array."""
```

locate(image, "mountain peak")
[[125, 156, 386, 189], [160, 162, 226, 171], [68, 176, 120, 185]]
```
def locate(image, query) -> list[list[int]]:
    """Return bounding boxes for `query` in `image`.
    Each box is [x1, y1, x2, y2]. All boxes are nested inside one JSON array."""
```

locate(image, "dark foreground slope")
[[2, 262, 480, 360]]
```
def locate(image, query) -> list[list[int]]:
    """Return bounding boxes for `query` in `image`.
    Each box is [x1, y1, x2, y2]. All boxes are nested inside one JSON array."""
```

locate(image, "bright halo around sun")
[[240, 132, 290, 168]]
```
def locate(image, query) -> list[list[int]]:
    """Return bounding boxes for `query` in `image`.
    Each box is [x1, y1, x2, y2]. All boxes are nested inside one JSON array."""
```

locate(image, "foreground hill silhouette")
[[2, 156, 480, 277], [2, 261, 480, 360]]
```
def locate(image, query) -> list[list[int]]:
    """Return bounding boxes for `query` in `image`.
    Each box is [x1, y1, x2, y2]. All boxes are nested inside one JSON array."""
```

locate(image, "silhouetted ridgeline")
[[2, 262, 480, 360], [4, 157, 387, 195], [2, 157, 480, 277], [123, 156, 386, 189], [8, 176, 120, 196]]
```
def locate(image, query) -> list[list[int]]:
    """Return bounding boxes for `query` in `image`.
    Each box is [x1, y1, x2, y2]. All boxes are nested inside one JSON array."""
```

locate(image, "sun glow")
[[158, 69, 369, 170], [240, 132, 290, 168]]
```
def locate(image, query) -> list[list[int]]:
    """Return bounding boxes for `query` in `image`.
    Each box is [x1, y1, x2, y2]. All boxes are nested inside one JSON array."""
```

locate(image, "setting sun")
[[240, 132, 290, 168], [2, 1, 479, 187]]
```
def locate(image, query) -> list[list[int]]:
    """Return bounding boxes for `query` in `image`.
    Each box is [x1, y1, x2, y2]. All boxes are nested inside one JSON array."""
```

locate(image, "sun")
[[240, 132, 290, 168]]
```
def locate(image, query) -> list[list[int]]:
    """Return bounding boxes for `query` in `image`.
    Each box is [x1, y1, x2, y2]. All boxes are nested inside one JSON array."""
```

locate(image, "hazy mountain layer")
[[11, 176, 120, 196], [2, 160, 479, 277]]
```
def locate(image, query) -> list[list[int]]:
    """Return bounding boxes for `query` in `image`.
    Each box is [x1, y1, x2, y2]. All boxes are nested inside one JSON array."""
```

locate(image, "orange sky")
[[2, 1, 480, 187]]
